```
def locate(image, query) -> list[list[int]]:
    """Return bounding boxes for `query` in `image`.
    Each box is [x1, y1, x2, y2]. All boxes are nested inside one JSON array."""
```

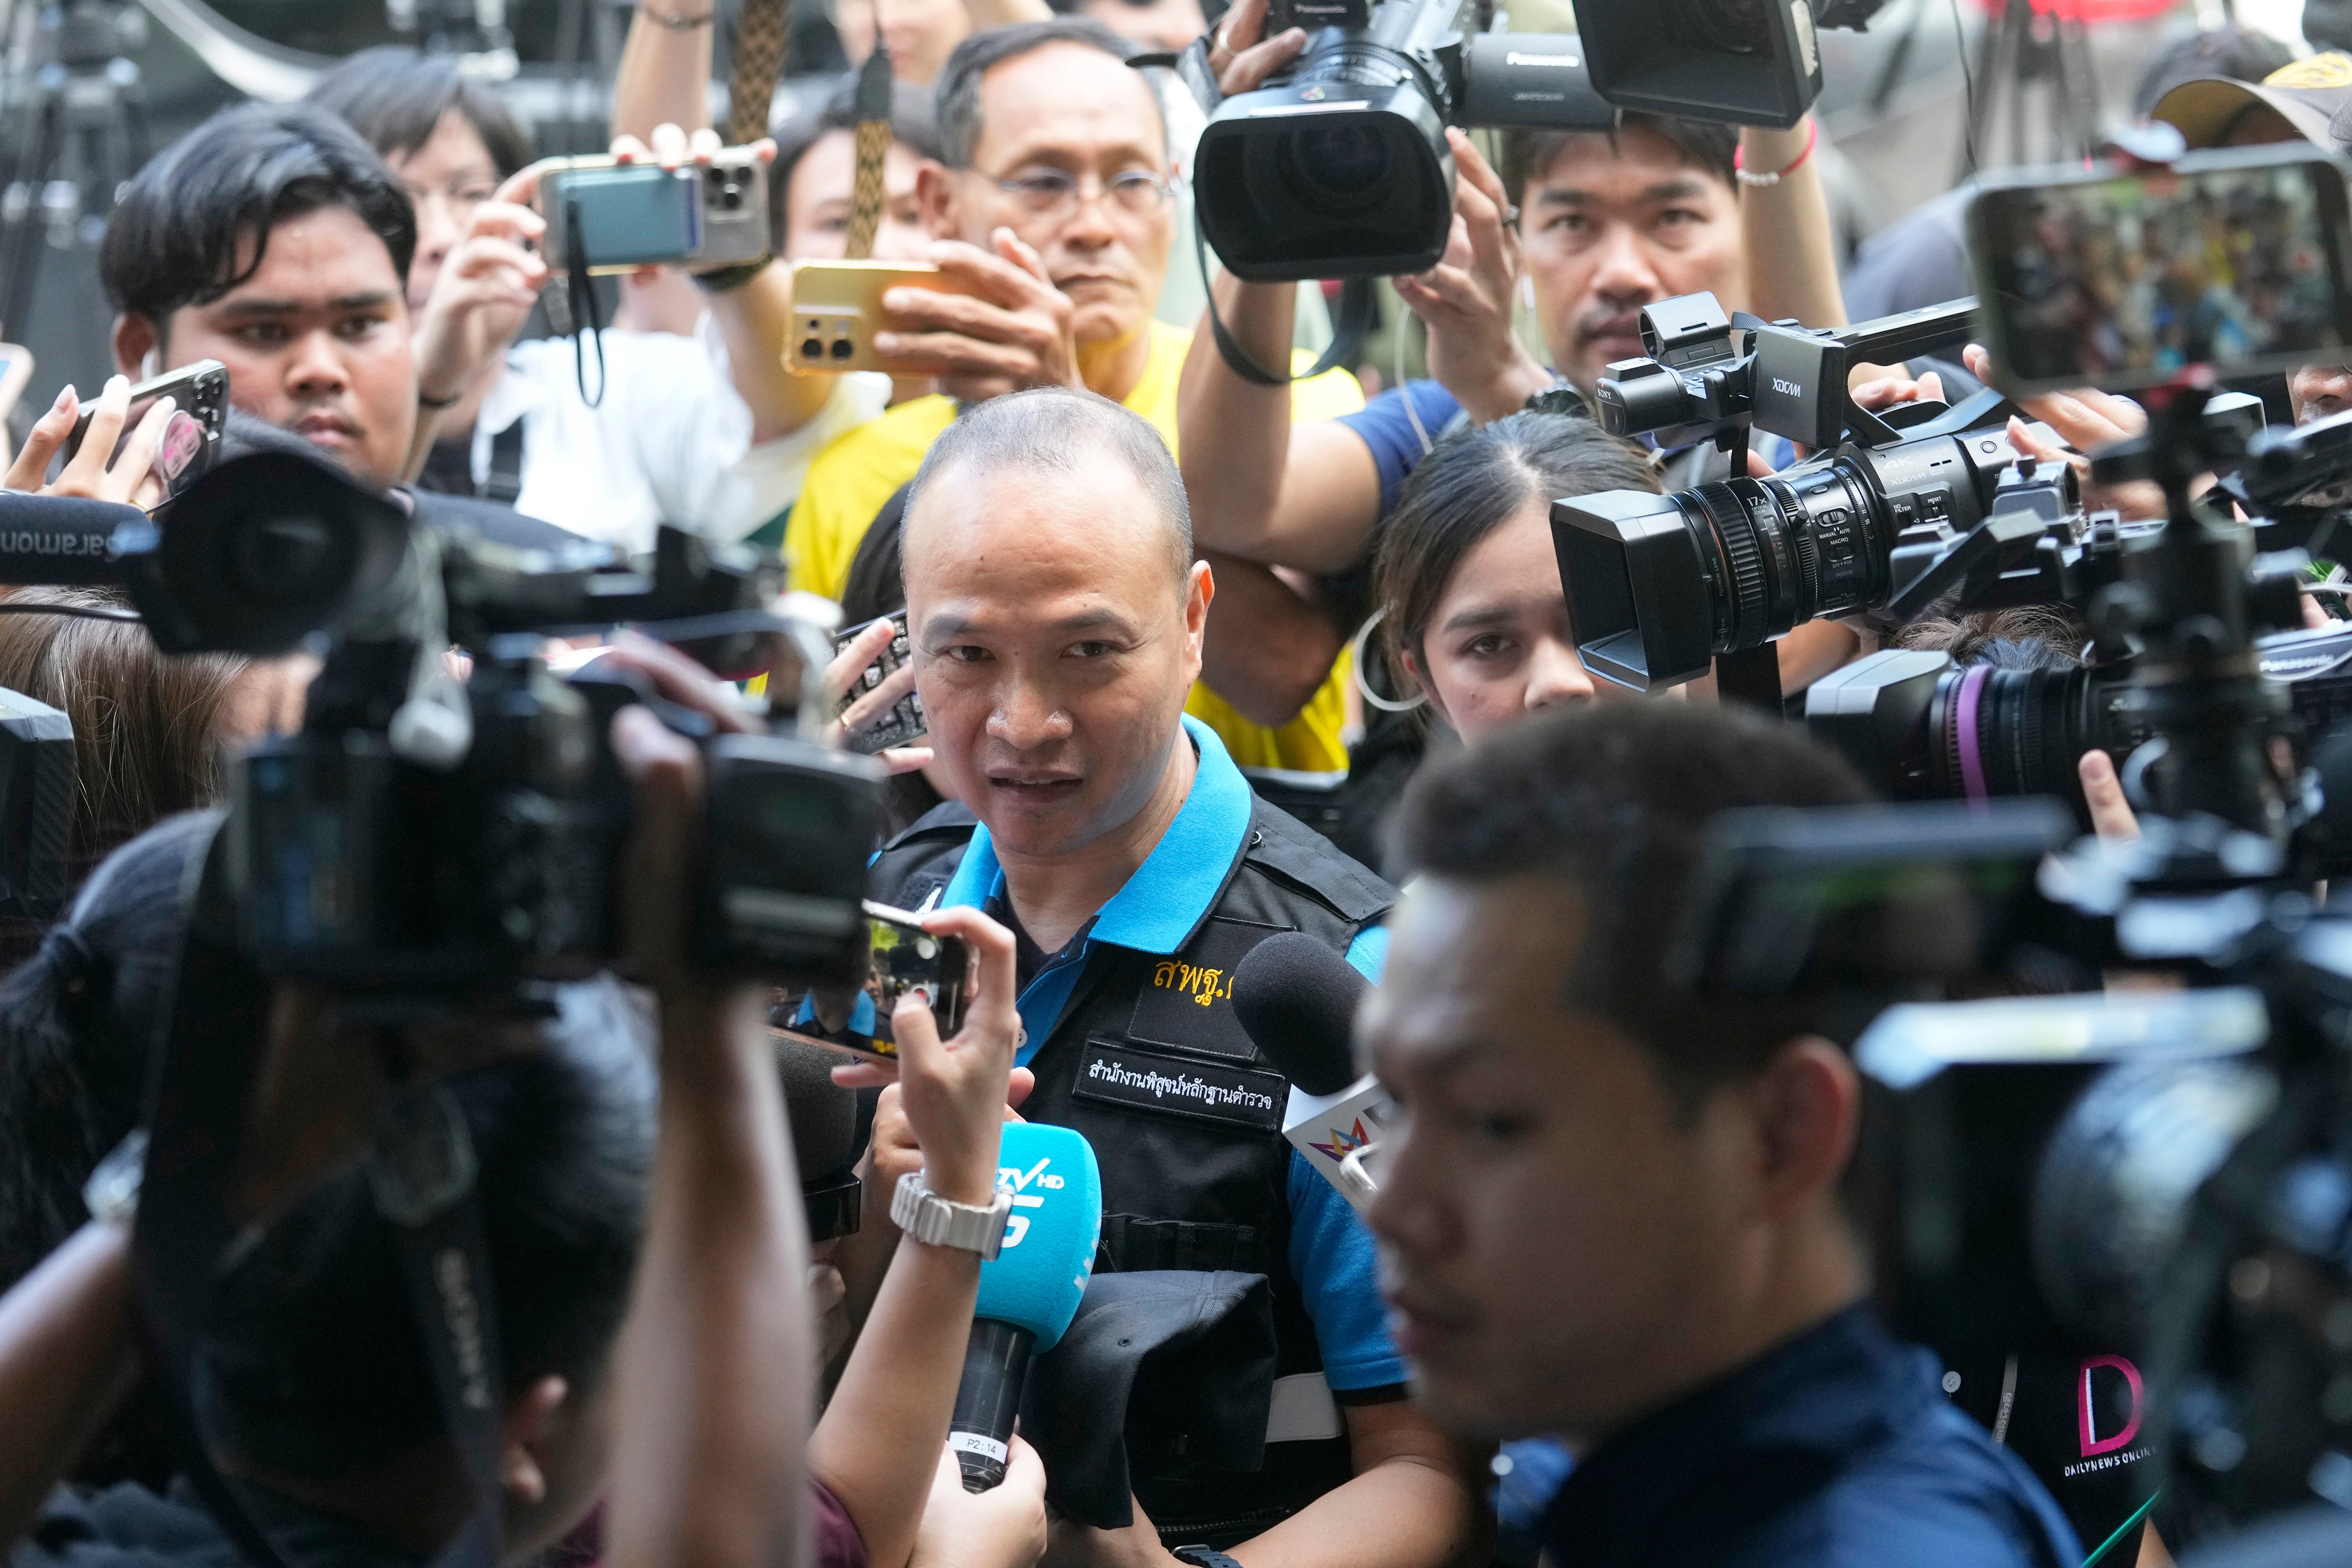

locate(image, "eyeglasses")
[[981, 166, 1174, 220]]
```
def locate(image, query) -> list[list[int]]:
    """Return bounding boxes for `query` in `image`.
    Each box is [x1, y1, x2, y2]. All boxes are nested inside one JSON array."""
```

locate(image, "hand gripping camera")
[[0, 442, 882, 997], [1187, 0, 1617, 281]]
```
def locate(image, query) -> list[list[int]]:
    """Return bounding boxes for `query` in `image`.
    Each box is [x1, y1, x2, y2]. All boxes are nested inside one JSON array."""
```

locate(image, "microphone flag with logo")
[[952, 1119, 1103, 1491], [1232, 930, 1393, 1210]]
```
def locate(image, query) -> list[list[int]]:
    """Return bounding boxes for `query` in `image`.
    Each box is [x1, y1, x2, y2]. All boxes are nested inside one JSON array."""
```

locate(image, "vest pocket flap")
[[1126, 916, 1290, 1062]]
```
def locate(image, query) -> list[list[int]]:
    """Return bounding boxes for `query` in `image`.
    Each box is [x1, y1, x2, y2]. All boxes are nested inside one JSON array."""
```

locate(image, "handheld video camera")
[[1188, 0, 1617, 281], [0, 442, 880, 996]]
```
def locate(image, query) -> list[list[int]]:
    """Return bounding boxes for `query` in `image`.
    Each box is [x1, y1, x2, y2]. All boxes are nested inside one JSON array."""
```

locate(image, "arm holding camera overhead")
[[1175, 0, 1550, 575], [608, 3, 838, 447]]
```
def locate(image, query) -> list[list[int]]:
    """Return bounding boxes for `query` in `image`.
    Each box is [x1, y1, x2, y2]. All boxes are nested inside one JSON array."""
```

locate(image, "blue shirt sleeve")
[[1336, 381, 1463, 515], [1286, 1150, 1407, 1391]]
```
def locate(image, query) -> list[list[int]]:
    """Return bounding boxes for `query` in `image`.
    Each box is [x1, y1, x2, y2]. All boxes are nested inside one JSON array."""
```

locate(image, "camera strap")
[[1193, 221, 1375, 388], [133, 827, 508, 1568], [566, 200, 608, 409]]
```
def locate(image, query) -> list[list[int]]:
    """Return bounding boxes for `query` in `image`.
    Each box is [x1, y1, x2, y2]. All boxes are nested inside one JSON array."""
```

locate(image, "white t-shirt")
[[467, 318, 890, 555]]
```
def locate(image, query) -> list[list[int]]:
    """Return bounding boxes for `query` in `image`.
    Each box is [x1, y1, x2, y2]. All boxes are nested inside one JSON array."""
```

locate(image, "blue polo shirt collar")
[[939, 716, 1255, 1060]]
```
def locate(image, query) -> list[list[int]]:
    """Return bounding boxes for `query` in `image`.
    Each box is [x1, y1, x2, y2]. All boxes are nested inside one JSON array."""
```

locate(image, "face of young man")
[[1361, 874, 1761, 1445], [902, 453, 1207, 862], [930, 42, 1174, 355], [1516, 124, 1743, 398], [115, 205, 417, 490]]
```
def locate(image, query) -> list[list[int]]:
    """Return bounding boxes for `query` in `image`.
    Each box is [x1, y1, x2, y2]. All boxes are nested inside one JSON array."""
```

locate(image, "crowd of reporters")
[[4, 3, 2352, 1568]]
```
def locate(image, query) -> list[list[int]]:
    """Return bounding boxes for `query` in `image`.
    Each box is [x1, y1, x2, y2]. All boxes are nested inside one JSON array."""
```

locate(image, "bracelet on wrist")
[[1734, 119, 1817, 188], [642, 3, 715, 27]]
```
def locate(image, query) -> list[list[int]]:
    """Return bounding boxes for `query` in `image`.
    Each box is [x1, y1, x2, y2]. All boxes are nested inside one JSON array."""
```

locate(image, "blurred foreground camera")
[[0, 444, 883, 995], [1191, 0, 1615, 280], [1803, 623, 2352, 838]]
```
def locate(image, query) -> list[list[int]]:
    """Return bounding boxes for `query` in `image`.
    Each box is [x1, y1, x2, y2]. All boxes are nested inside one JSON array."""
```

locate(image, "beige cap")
[[2152, 51, 2352, 150]]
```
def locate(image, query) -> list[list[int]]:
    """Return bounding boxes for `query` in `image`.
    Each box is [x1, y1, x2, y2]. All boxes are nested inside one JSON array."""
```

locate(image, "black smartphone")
[[770, 900, 970, 1064], [1967, 145, 2352, 395], [832, 610, 925, 754], [58, 359, 229, 502]]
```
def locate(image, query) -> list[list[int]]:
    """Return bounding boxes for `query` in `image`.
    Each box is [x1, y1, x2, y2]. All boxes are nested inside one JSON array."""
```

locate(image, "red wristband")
[[1734, 120, 1818, 188]]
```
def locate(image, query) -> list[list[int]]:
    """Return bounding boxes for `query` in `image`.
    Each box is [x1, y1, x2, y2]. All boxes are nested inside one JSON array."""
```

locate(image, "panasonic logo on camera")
[[1772, 377, 1805, 396], [1505, 50, 1579, 67]]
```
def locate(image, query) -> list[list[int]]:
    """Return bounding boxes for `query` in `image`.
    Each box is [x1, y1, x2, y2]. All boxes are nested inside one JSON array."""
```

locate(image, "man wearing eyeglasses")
[[787, 16, 1368, 784]]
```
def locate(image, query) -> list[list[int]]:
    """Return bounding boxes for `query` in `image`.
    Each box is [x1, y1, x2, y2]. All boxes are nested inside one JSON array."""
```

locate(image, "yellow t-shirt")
[[786, 320, 1366, 777]]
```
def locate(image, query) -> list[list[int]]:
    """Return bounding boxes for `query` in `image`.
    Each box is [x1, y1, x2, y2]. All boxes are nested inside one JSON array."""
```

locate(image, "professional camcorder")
[[1577, 0, 1889, 128], [1664, 144, 2352, 1555], [0, 440, 881, 995], [1187, 0, 1615, 280], [1184, 0, 1896, 280]]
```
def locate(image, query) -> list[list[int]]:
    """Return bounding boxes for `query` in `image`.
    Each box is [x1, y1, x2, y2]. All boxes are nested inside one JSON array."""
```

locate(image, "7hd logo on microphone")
[[991, 1121, 1105, 1295]]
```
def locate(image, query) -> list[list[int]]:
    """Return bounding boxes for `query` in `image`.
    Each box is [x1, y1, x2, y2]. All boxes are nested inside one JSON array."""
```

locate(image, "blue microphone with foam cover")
[[952, 1120, 1102, 1490]]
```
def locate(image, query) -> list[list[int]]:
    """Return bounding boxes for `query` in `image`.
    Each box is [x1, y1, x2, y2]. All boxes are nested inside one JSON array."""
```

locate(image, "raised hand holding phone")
[[836, 904, 1021, 1204]]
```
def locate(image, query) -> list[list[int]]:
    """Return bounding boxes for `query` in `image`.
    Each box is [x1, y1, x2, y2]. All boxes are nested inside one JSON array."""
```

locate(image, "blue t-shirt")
[[1540, 1305, 2081, 1568], [1337, 380, 1464, 515], [940, 716, 1407, 1394]]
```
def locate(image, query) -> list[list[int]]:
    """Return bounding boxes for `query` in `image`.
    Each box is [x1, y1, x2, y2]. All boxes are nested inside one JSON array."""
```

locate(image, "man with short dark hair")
[[101, 102, 422, 493], [851, 385, 1478, 1568], [1363, 700, 2084, 1568]]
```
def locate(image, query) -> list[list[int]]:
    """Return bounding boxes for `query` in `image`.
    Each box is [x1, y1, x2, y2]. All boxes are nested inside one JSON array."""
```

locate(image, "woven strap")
[[845, 46, 894, 259], [728, 0, 790, 145]]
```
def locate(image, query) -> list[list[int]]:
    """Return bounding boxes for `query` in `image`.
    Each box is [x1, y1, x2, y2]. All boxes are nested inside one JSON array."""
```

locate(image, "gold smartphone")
[[785, 259, 980, 376]]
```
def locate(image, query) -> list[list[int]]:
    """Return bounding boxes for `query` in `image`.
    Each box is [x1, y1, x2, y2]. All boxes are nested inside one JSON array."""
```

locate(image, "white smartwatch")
[[890, 1170, 1012, 1259]]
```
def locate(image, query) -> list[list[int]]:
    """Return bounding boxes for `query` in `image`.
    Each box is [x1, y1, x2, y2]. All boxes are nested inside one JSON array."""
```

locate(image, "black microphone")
[[1232, 930, 1371, 1095], [1233, 931, 1388, 1207], [776, 1035, 863, 1239], [0, 493, 144, 586]]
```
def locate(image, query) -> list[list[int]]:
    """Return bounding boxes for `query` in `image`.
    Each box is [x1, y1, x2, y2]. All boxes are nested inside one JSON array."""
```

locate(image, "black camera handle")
[[131, 822, 509, 1568]]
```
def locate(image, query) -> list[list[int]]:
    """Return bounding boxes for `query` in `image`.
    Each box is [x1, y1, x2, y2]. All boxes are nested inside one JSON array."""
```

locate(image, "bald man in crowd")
[[843, 387, 1477, 1566]]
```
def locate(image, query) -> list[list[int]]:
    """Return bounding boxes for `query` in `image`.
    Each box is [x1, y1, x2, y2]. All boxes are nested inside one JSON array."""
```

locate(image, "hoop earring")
[[1351, 609, 1428, 714]]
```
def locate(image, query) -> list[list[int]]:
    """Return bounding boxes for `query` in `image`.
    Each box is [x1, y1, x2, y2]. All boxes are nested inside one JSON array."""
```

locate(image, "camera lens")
[[1280, 124, 1392, 213], [232, 515, 341, 600], [1664, 461, 1881, 657], [1929, 663, 2132, 803], [1678, 0, 1776, 55]]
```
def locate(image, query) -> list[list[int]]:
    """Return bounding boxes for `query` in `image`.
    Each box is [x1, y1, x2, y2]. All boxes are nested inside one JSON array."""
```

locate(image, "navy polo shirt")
[[1539, 1304, 2083, 1568], [939, 715, 1402, 1393]]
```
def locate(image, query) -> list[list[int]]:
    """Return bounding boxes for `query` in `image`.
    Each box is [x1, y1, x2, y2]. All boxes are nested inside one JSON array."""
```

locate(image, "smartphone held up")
[[1968, 143, 2352, 394], [535, 148, 771, 274], [785, 259, 984, 376], [771, 900, 971, 1066], [56, 359, 229, 504]]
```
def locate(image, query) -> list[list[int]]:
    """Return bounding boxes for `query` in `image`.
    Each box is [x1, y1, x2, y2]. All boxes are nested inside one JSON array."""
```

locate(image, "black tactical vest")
[[868, 794, 1397, 1546]]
